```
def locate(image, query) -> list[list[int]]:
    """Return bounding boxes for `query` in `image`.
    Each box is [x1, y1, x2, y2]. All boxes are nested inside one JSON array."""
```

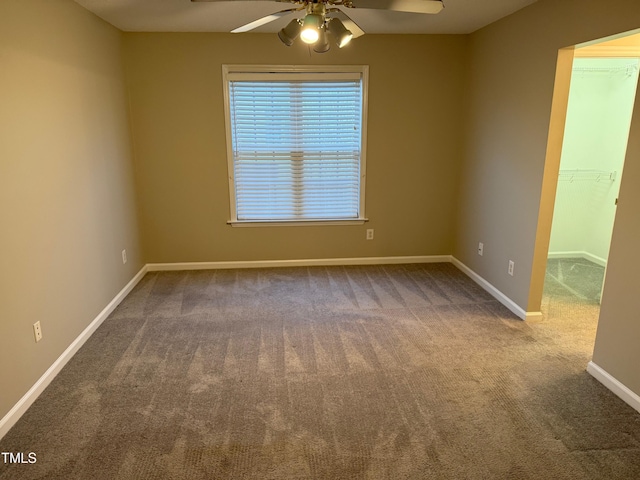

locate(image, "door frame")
[[529, 30, 640, 313]]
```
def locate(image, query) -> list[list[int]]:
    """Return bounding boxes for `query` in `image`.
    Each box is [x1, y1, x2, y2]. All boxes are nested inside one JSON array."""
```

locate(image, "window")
[[223, 65, 368, 225]]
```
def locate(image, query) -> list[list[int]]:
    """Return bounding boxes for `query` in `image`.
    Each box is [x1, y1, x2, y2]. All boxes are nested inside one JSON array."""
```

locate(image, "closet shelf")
[[558, 169, 617, 182]]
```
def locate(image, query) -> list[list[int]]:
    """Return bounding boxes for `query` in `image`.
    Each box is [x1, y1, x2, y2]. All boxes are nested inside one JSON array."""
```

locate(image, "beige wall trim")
[[587, 361, 640, 415], [146, 256, 452, 272], [451, 257, 540, 320], [0, 266, 149, 441]]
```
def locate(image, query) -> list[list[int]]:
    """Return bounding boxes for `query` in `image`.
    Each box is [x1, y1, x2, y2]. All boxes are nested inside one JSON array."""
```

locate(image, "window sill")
[[227, 218, 368, 228]]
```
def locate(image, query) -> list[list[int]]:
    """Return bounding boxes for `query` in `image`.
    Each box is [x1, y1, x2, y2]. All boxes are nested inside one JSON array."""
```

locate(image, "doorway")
[[544, 34, 640, 309]]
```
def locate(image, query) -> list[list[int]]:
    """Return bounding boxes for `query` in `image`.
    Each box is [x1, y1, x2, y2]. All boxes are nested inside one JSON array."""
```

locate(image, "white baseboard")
[[0, 254, 530, 441], [587, 361, 640, 415], [149, 257, 536, 321], [0, 265, 148, 441], [146, 255, 453, 271], [547, 250, 607, 267], [451, 257, 532, 320], [148, 256, 541, 320]]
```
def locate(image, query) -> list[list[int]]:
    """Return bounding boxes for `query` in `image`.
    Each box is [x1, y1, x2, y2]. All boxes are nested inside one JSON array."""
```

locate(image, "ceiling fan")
[[191, 0, 445, 52]]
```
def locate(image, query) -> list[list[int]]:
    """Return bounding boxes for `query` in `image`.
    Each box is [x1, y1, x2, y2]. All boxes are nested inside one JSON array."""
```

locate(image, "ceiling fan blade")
[[328, 10, 365, 38], [346, 0, 444, 14], [230, 8, 299, 33]]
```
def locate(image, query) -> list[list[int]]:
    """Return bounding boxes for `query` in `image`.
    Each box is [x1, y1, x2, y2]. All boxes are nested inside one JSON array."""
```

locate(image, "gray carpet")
[[545, 257, 606, 304], [1, 262, 639, 479]]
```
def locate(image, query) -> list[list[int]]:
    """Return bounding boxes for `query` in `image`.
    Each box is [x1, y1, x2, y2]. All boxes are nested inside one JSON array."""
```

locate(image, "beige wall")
[[2, 0, 639, 431], [456, 0, 640, 398], [586, 30, 640, 395], [0, 0, 142, 420], [592, 83, 640, 395], [455, 0, 640, 311], [123, 33, 467, 263]]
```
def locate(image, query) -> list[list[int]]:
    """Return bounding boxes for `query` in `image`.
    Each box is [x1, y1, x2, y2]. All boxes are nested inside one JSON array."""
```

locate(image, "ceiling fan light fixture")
[[300, 13, 322, 44], [328, 17, 353, 48], [313, 26, 330, 53], [278, 18, 302, 46]]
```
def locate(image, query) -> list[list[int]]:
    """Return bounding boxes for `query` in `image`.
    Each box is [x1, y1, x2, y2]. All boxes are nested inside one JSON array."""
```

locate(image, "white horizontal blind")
[[228, 75, 363, 221]]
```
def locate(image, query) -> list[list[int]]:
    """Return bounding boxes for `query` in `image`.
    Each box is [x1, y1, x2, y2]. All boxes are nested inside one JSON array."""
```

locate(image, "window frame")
[[222, 64, 369, 227]]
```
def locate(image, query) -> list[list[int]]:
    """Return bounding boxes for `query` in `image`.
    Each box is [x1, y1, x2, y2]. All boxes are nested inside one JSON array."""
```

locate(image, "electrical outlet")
[[33, 321, 42, 343], [478, 242, 484, 256], [508, 260, 515, 276], [366, 229, 374, 240], [122, 249, 127, 264]]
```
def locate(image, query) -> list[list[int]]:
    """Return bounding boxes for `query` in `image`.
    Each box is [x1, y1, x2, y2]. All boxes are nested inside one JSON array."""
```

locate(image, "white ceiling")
[[73, 0, 539, 35]]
